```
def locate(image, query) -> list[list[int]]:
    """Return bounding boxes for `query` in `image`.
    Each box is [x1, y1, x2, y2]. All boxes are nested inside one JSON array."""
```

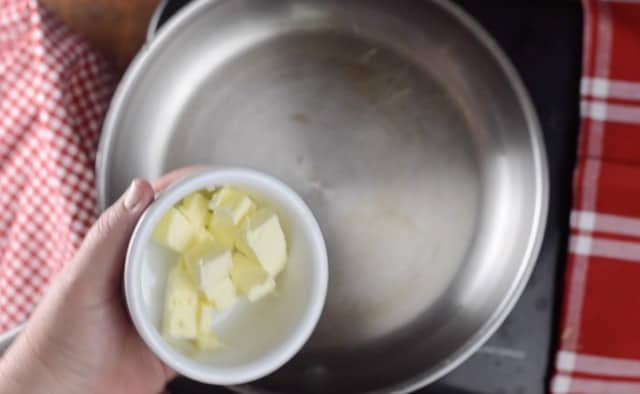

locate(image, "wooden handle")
[[40, 0, 161, 71]]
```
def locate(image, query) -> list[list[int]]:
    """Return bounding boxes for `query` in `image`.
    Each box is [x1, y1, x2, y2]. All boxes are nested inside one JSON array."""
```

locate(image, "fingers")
[[151, 165, 209, 194], [61, 166, 206, 296], [90, 179, 155, 243], [66, 179, 155, 294]]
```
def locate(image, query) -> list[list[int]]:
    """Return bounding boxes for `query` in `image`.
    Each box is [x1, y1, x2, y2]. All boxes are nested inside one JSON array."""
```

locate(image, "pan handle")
[[146, 0, 170, 43], [146, 0, 196, 43]]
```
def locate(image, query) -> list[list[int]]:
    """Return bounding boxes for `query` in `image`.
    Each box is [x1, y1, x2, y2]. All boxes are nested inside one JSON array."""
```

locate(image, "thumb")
[[65, 179, 155, 293]]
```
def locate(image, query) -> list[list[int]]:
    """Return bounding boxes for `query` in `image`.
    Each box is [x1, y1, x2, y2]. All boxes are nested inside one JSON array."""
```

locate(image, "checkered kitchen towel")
[[551, 1, 640, 393], [0, 0, 114, 333]]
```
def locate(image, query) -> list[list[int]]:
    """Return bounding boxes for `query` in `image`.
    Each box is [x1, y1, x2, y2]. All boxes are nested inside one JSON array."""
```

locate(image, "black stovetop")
[[156, 2, 583, 393]]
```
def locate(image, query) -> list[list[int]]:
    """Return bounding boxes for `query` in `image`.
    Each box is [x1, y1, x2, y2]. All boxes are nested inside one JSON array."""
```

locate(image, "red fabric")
[[0, 0, 114, 333], [551, 1, 640, 393]]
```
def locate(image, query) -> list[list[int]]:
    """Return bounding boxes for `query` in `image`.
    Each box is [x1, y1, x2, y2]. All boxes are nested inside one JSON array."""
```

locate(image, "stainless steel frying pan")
[[97, 0, 548, 392]]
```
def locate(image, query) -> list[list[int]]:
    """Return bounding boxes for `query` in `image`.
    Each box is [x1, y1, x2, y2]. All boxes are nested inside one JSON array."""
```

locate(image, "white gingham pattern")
[[0, 0, 115, 332]]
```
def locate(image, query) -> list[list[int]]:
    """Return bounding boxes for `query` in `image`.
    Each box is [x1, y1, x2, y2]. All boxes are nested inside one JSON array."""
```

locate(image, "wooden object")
[[40, 0, 161, 71]]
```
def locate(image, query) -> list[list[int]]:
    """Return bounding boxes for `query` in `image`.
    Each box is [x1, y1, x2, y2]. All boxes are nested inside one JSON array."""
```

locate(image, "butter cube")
[[231, 253, 276, 302], [237, 209, 287, 276], [152, 208, 198, 253], [203, 277, 237, 310], [179, 192, 211, 229], [196, 332, 221, 350], [193, 229, 215, 245], [207, 212, 240, 249], [183, 240, 233, 292], [209, 187, 256, 225], [162, 264, 199, 340], [195, 302, 222, 350]]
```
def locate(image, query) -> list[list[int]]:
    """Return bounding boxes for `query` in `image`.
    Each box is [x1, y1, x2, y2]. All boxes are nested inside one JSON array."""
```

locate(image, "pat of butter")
[[193, 229, 215, 245], [183, 240, 232, 291], [207, 212, 240, 249], [162, 264, 199, 340], [152, 208, 198, 253], [209, 187, 256, 225], [195, 302, 222, 350], [237, 209, 287, 276], [203, 277, 237, 310], [231, 253, 276, 302], [179, 192, 211, 229]]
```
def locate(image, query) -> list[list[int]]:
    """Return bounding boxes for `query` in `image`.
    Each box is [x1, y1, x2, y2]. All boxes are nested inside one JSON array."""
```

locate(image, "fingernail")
[[124, 179, 145, 213]]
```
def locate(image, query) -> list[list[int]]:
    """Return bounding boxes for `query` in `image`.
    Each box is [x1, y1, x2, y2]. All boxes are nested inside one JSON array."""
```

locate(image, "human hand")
[[0, 167, 202, 394]]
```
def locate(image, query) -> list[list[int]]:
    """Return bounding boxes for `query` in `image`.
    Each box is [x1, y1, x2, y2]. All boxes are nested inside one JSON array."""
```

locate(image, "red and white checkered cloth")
[[0, 0, 114, 333], [551, 1, 640, 393]]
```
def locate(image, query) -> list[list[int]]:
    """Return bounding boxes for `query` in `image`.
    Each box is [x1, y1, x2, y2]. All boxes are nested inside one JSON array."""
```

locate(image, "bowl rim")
[[124, 167, 328, 385]]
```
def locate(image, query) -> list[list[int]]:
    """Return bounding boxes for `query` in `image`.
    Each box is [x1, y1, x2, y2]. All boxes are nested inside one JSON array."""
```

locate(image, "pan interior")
[[167, 30, 481, 348]]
